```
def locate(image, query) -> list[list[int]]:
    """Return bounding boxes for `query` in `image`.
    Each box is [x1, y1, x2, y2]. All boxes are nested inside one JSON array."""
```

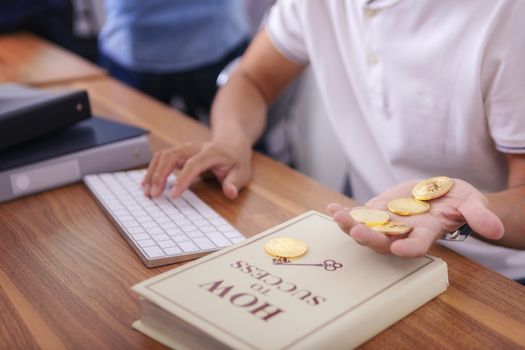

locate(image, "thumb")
[[458, 196, 504, 240], [222, 166, 249, 199]]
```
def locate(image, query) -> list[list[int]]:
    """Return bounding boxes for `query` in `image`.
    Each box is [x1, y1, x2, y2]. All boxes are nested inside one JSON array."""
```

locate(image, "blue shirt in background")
[[99, 0, 250, 73]]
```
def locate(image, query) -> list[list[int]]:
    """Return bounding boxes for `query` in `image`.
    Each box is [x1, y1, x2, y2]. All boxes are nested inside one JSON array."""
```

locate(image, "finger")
[[171, 151, 221, 198], [150, 151, 178, 197], [348, 225, 392, 254], [142, 151, 161, 196], [222, 166, 250, 199], [327, 202, 345, 216], [332, 209, 355, 233], [458, 197, 504, 240], [390, 226, 436, 258], [171, 142, 202, 168]]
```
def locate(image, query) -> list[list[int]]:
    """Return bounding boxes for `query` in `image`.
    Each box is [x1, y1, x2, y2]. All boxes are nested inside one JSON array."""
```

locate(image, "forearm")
[[210, 29, 305, 151], [485, 186, 525, 249], [210, 70, 268, 149]]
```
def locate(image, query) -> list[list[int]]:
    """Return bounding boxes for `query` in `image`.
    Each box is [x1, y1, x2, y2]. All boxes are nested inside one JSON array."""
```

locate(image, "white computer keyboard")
[[83, 169, 245, 267]]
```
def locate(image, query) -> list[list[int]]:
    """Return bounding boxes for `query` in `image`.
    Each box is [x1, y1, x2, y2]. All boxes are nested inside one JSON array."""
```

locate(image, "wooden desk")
[[0, 32, 105, 86], [1, 81, 525, 347]]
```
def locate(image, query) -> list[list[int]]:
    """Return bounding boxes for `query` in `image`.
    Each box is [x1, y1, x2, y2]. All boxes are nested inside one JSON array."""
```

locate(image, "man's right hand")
[[142, 139, 253, 200]]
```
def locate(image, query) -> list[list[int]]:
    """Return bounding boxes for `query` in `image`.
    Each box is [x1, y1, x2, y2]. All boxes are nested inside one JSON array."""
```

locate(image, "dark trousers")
[[99, 40, 248, 123]]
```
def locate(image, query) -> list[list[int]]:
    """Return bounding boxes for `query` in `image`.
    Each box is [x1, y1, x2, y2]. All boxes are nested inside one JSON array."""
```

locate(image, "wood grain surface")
[[0, 44, 524, 349], [0, 32, 105, 86]]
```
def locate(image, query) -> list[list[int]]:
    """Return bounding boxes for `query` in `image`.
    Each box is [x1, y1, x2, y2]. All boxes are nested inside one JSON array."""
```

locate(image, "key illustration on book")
[[272, 257, 343, 271]]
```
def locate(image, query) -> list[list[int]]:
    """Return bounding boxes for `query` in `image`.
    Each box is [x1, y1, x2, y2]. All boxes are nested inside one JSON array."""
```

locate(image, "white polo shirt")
[[266, 0, 525, 279]]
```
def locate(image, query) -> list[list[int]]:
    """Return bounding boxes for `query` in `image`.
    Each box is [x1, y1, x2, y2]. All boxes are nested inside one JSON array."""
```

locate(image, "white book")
[[132, 211, 448, 350]]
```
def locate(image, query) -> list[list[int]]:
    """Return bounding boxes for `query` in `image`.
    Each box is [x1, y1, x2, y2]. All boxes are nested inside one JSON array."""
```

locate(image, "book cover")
[[132, 211, 448, 350], [0, 83, 91, 151]]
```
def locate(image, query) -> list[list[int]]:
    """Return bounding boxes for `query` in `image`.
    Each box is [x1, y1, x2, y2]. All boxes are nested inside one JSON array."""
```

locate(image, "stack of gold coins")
[[348, 208, 411, 235], [387, 176, 453, 217], [348, 176, 454, 236]]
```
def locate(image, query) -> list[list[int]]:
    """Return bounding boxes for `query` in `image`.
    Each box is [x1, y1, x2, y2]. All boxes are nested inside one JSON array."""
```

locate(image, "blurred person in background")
[[98, 0, 250, 122]]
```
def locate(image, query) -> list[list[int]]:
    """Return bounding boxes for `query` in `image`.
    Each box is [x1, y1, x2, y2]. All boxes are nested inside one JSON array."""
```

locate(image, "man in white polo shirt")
[[142, 1, 525, 282]]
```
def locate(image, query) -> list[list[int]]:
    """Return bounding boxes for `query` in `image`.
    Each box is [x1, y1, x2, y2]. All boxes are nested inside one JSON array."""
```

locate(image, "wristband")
[[441, 224, 473, 241]]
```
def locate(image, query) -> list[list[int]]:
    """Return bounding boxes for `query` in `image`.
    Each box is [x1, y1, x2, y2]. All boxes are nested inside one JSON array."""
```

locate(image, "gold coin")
[[264, 237, 308, 258], [370, 221, 412, 235], [349, 208, 390, 226], [412, 176, 453, 201], [387, 198, 430, 216]]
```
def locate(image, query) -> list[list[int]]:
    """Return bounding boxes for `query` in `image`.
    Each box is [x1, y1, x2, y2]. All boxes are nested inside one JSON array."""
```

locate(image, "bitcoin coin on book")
[[264, 237, 308, 258]]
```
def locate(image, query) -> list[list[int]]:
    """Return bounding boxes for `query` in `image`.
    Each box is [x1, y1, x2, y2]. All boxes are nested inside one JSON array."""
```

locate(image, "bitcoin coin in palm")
[[370, 221, 412, 235], [387, 198, 430, 216], [412, 176, 453, 201], [349, 208, 390, 226]]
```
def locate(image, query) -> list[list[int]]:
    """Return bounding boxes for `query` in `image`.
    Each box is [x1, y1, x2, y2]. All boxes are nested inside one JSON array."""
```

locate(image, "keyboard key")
[[122, 221, 140, 229], [230, 237, 246, 244], [147, 227, 164, 235], [158, 240, 176, 249], [209, 217, 228, 226], [143, 222, 159, 229], [137, 239, 156, 247], [164, 246, 182, 255], [176, 218, 191, 226], [143, 246, 165, 258], [185, 230, 203, 239], [152, 234, 170, 242], [199, 225, 215, 233], [222, 230, 243, 238], [160, 222, 177, 230], [156, 217, 172, 224], [193, 237, 215, 250], [207, 232, 231, 247], [166, 228, 183, 236], [182, 192, 218, 218], [117, 215, 134, 223], [172, 234, 189, 243], [136, 216, 153, 224], [132, 233, 149, 241], [180, 224, 197, 232], [128, 227, 145, 234], [216, 224, 235, 233], [178, 241, 199, 253]]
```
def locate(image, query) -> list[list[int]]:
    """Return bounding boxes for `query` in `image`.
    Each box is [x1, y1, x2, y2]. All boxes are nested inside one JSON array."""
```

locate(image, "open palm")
[[328, 178, 504, 257]]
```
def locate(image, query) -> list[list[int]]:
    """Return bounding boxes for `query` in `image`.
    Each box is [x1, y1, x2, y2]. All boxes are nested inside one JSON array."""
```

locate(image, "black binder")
[[0, 83, 91, 151]]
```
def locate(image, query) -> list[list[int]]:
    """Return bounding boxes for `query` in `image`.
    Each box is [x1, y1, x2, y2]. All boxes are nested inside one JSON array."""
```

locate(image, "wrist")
[[212, 130, 253, 150], [441, 224, 473, 241]]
